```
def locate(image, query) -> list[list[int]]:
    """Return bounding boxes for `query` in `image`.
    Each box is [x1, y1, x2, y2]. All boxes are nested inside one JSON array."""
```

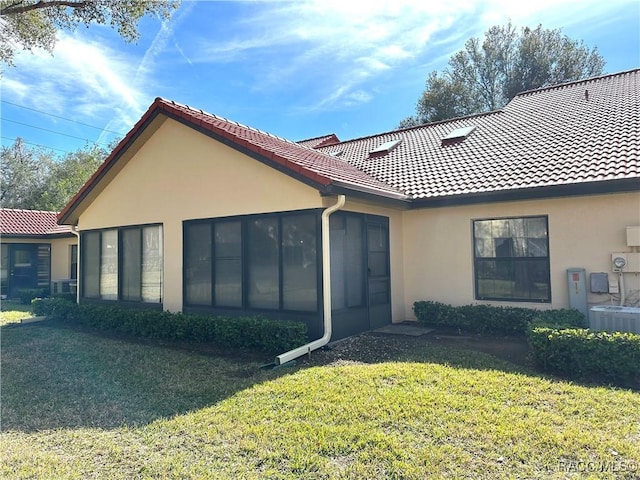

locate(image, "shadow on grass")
[[0, 321, 284, 433]]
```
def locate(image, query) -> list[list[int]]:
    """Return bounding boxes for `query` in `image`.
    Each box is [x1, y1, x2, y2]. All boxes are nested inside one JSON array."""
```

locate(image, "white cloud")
[[190, 0, 636, 112], [3, 32, 152, 145]]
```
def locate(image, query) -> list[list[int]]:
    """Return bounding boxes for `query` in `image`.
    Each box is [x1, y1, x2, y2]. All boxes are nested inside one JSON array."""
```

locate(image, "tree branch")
[[1, 1, 90, 16]]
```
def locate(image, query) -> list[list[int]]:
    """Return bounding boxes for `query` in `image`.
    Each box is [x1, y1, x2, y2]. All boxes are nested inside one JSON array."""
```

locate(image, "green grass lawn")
[[2, 322, 639, 479]]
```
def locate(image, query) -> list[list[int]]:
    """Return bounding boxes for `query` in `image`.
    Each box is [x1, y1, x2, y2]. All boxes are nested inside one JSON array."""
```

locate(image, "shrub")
[[52, 293, 77, 303], [528, 326, 640, 385], [17, 288, 48, 305], [36, 301, 307, 355], [412, 301, 584, 335], [31, 296, 75, 317]]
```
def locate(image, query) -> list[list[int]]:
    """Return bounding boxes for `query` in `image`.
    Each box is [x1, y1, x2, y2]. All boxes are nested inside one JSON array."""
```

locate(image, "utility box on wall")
[[567, 268, 588, 319], [590, 272, 609, 293]]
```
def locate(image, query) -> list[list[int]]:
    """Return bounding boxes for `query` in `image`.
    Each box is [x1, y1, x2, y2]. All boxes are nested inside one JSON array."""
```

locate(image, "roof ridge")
[[1, 207, 59, 214], [514, 68, 640, 98], [320, 109, 503, 148], [296, 133, 338, 142], [155, 97, 303, 147]]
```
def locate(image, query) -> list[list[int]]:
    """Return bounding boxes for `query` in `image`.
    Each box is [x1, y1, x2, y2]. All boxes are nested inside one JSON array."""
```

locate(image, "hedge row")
[[32, 298, 307, 355], [528, 326, 640, 385], [413, 300, 584, 335]]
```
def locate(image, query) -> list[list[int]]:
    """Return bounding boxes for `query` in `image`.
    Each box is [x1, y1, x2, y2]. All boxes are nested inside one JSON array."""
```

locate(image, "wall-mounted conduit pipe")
[[275, 194, 346, 365]]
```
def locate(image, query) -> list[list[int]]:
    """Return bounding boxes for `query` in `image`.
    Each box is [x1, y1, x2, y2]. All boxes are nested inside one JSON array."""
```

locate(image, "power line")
[[1, 99, 126, 136], [2, 118, 111, 146], [1, 136, 73, 154]]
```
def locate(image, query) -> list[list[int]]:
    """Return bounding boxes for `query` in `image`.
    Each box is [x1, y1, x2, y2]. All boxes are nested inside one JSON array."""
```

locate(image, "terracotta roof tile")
[[1, 209, 73, 236], [316, 69, 640, 199], [297, 134, 341, 148]]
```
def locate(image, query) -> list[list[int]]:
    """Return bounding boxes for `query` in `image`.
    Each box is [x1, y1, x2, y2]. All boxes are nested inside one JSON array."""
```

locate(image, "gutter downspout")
[[71, 226, 80, 304], [275, 194, 346, 365]]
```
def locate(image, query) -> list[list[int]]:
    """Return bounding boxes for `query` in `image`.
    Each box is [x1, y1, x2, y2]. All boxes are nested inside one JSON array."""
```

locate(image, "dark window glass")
[[81, 226, 162, 303], [121, 228, 142, 301], [473, 216, 550, 302], [100, 230, 118, 300], [248, 218, 279, 309], [70, 245, 78, 280], [142, 226, 163, 303], [83, 231, 100, 298], [282, 214, 317, 311], [185, 223, 212, 305], [214, 221, 242, 307]]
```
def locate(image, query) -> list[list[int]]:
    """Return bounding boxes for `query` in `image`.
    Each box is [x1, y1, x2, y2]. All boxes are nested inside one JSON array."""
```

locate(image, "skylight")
[[329, 150, 344, 157], [442, 125, 476, 142], [369, 139, 402, 156]]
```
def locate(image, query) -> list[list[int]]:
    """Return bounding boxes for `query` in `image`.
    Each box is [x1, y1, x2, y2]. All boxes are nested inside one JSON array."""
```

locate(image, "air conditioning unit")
[[589, 306, 640, 334], [52, 279, 75, 294]]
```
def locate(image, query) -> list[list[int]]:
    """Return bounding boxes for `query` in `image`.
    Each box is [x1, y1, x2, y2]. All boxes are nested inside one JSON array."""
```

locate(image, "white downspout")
[[71, 226, 80, 304], [275, 194, 346, 365]]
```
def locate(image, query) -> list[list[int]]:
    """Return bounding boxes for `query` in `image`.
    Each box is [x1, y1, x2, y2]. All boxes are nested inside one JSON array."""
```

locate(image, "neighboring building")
[[1, 209, 78, 298], [57, 69, 640, 342]]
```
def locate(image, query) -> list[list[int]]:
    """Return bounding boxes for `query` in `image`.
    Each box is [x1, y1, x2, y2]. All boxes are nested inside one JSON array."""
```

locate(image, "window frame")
[[183, 209, 322, 313], [80, 223, 163, 304], [472, 215, 551, 303]]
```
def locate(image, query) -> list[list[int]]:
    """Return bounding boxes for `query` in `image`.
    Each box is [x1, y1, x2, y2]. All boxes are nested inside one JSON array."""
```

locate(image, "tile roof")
[[1, 208, 74, 236], [296, 134, 341, 148], [314, 69, 640, 201], [58, 69, 639, 224]]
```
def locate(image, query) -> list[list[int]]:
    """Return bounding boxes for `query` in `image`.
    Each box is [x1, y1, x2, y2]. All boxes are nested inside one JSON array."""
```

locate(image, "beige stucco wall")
[[77, 118, 325, 312], [402, 191, 640, 319], [2, 236, 77, 282]]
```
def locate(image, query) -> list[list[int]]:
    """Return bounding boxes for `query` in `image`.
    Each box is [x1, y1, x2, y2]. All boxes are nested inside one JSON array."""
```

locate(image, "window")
[[214, 221, 242, 307], [70, 245, 78, 280], [473, 216, 550, 302], [81, 225, 163, 303], [184, 210, 319, 312]]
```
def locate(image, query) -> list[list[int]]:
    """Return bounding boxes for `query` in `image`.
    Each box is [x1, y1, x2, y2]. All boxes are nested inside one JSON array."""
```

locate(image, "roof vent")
[[369, 139, 402, 156], [442, 125, 476, 145], [329, 150, 344, 157]]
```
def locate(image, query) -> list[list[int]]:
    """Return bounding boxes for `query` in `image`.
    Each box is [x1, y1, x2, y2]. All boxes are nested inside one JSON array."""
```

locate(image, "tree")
[[0, 138, 53, 208], [35, 144, 106, 211], [0, 0, 180, 66], [0, 138, 106, 211], [399, 23, 605, 127]]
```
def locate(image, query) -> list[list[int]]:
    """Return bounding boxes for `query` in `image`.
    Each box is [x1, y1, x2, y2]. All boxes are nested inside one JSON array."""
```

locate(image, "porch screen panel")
[[214, 221, 242, 307], [36, 245, 51, 289], [329, 216, 346, 310], [121, 228, 142, 301], [248, 218, 279, 309], [100, 229, 118, 300], [330, 215, 364, 310], [282, 214, 317, 311], [185, 223, 212, 305], [345, 216, 364, 308], [83, 231, 100, 298], [1, 244, 8, 296], [142, 225, 163, 303]]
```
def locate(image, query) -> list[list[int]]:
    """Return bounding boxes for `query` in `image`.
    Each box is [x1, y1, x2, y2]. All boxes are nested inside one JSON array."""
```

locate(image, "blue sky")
[[1, 0, 639, 157]]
